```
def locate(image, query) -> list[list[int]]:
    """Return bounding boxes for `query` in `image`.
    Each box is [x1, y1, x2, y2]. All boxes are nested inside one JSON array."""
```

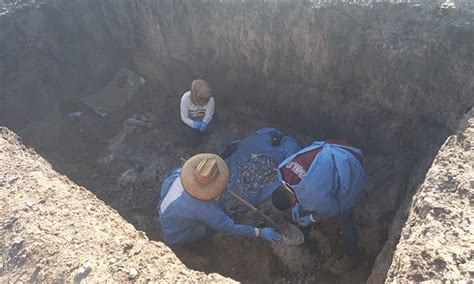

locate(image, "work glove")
[[199, 121, 208, 132], [298, 214, 317, 227], [192, 121, 203, 130], [259, 228, 283, 244], [291, 203, 301, 222]]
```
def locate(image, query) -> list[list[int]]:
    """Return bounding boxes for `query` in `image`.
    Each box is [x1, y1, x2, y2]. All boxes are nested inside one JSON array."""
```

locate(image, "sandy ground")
[[0, 127, 232, 282]]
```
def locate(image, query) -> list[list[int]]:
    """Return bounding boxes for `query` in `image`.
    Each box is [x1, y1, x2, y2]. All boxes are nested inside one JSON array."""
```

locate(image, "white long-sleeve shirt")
[[180, 91, 215, 127]]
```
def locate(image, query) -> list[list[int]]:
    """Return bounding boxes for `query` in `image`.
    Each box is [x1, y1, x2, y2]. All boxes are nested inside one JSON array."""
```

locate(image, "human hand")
[[291, 203, 301, 222], [298, 215, 312, 227], [259, 228, 283, 244], [192, 121, 203, 129], [199, 121, 208, 132]]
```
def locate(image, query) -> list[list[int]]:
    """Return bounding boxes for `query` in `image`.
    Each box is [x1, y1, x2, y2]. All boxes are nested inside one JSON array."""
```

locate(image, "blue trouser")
[[337, 208, 360, 256], [168, 226, 217, 248]]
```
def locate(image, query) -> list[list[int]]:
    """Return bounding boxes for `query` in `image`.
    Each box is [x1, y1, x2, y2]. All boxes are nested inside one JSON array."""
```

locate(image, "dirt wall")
[[0, 0, 129, 130], [0, 127, 231, 282], [126, 0, 474, 157], [381, 110, 473, 282], [1, 1, 473, 157]]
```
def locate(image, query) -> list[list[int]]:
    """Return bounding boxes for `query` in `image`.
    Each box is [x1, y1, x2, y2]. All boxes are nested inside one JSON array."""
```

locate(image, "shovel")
[[227, 190, 304, 246]]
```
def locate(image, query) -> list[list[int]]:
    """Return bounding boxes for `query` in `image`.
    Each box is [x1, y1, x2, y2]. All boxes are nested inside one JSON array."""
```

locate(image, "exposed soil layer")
[[385, 110, 473, 282], [0, 127, 231, 283], [1, 0, 474, 283], [2, 1, 474, 156]]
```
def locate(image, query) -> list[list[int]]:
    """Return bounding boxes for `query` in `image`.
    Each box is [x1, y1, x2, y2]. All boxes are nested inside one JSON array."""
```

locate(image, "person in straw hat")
[[158, 153, 282, 246], [180, 79, 217, 148]]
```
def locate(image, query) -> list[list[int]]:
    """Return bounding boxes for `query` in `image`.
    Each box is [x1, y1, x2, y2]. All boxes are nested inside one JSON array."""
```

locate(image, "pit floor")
[[18, 82, 415, 282]]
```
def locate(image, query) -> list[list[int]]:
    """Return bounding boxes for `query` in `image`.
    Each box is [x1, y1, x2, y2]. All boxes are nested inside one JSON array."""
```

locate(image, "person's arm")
[[198, 201, 256, 238], [180, 93, 194, 127], [202, 97, 215, 124]]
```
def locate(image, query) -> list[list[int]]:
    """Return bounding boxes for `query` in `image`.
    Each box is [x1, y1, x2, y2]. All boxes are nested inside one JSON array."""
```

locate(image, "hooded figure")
[[271, 140, 367, 274], [180, 79, 216, 148], [158, 154, 282, 246]]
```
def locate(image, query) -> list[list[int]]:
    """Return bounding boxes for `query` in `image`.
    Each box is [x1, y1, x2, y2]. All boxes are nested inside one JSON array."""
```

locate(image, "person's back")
[[159, 176, 212, 245], [158, 154, 283, 246], [272, 141, 367, 274]]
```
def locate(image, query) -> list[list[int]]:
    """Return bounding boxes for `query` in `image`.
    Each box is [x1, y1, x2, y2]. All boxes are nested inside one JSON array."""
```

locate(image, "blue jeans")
[[337, 208, 361, 256]]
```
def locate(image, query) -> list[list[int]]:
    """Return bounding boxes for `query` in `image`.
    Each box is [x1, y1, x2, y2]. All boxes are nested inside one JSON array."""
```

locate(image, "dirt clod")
[[128, 267, 138, 279]]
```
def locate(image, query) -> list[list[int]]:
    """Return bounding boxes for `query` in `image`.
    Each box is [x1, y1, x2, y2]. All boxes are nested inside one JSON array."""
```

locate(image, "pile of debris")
[[232, 154, 278, 194]]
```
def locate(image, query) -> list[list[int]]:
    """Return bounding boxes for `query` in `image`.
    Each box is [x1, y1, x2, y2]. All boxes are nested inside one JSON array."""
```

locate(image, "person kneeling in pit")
[[271, 140, 367, 275], [158, 153, 282, 246], [180, 79, 216, 148]]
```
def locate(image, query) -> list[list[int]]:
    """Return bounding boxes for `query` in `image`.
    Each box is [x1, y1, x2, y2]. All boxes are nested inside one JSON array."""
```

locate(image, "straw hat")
[[181, 153, 229, 200]]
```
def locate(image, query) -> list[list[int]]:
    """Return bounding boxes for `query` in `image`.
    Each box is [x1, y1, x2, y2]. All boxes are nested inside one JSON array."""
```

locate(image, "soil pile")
[[0, 127, 231, 282]]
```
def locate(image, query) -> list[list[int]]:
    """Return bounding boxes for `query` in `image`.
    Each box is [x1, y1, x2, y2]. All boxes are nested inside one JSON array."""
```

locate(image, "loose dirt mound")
[[0, 127, 231, 282], [385, 110, 474, 282]]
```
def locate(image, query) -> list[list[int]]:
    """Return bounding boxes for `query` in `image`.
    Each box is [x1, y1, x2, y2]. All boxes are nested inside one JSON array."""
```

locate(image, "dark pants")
[[337, 208, 361, 256], [182, 113, 218, 148], [301, 207, 360, 256]]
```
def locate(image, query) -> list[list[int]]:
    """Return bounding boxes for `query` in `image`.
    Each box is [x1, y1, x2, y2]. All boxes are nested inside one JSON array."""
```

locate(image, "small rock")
[[26, 201, 35, 210], [447, 273, 455, 281], [9, 176, 20, 184], [129, 267, 138, 279], [73, 263, 92, 284], [124, 118, 146, 127]]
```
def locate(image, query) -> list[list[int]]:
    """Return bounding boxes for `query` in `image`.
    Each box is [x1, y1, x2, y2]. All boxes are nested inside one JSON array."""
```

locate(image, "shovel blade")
[[282, 223, 304, 246]]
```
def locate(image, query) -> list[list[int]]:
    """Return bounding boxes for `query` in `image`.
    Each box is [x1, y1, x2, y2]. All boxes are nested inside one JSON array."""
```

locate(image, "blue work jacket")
[[158, 169, 256, 246], [278, 141, 367, 221]]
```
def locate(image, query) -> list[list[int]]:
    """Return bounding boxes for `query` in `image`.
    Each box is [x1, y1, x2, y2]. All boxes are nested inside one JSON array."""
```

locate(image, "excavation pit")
[[1, 1, 473, 283]]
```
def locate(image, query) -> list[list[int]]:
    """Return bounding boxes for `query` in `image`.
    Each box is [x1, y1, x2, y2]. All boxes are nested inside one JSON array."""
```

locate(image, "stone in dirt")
[[73, 263, 92, 284], [128, 267, 138, 279]]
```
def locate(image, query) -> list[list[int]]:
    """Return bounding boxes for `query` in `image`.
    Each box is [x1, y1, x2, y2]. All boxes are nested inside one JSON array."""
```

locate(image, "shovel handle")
[[227, 190, 283, 232]]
